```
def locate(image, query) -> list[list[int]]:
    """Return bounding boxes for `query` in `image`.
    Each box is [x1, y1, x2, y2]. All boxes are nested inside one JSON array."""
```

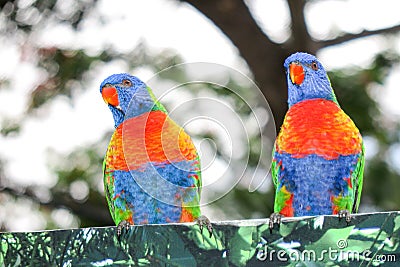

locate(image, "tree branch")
[[1, 185, 113, 227], [179, 0, 400, 128], [317, 24, 400, 49], [180, 0, 289, 126], [286, 0, 314, 52], [180, 0, 281, 61]]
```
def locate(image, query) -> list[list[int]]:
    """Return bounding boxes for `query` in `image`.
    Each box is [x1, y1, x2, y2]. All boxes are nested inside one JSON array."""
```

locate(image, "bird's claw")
[[338, 209, 352, 223], [117, 220, 131, 236], [196, 215, 213, 238], [269, 213, 283, 232]]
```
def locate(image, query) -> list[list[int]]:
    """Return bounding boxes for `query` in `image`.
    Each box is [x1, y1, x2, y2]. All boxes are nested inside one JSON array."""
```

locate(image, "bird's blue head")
[[100, 73, 160, 128], [283, 52, 337, 107]]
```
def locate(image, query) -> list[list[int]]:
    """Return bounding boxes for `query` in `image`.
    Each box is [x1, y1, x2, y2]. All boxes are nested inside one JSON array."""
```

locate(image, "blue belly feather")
[[112, 160, 198, 224], [274, 153, 359, 216]]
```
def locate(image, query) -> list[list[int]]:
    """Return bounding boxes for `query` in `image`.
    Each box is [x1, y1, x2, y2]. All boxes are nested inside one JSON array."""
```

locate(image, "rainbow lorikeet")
[[270, 52, 365, 228], [100, 73, 211, 235]]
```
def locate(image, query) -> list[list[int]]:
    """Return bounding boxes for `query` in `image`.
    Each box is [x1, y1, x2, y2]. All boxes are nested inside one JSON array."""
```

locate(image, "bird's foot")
[[269, 213, 283, 233], [196, 215, 213, 238], [338, 209, 352, 223], [117, 220, 132, 236]]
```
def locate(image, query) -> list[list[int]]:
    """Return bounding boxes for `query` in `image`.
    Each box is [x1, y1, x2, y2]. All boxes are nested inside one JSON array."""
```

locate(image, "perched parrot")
[[100, 73, 211, 235], [270, 52, 365, 228]]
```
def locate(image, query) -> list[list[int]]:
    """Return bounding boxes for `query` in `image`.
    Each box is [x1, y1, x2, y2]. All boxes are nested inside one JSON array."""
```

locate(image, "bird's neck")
[[112, 86, 169, 128], [123, 87, 168, 121], [287, 75, 339, 107]]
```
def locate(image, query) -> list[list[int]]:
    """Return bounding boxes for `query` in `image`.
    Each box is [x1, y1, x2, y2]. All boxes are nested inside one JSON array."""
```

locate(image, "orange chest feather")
[[276, 99, 362, 159], [105, 111, 198, 171]]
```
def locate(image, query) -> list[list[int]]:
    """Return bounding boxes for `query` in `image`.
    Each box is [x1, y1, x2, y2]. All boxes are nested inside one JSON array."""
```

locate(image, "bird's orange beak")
[[102, 86, 119, 106], [289, 63, 305, 85]]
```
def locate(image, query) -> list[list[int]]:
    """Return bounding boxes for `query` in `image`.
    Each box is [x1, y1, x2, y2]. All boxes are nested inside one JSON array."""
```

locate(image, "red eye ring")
[[122, 79, 132, 87], [311, 62, 318, 70]]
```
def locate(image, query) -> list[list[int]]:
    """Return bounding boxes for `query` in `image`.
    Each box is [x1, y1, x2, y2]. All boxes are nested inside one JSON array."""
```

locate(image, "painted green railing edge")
[[1, 211, 399, 266]]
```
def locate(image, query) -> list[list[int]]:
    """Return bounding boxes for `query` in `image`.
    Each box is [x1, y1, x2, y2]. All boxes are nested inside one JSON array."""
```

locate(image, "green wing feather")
[[270, 143, 279, 188], [271, 143, 289, 214], [102, 156, 116, 223], [351, 143, 365, 213], [180, 129, 202, 219]]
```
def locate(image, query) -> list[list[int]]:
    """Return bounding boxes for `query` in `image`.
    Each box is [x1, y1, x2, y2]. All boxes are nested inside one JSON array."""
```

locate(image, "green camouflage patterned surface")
[[1, 212, 399, 266]]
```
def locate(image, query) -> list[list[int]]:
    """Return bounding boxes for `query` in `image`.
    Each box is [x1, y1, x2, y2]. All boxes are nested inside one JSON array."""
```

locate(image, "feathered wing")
[[103, 126, 137, 225], [271, 144, 279, 189], [351, 143, 365, 213], [168, 117, 202, 222], [103, 146, 117, 223], [270, 143, 294, 216]]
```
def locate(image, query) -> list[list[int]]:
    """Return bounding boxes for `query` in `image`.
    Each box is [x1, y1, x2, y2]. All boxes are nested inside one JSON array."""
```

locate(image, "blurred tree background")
[[1, 0, 400, 231]]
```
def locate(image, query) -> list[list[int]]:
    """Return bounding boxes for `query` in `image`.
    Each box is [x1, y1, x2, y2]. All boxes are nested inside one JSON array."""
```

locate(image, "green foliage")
[[29, 49, 113, 110], [0, 0, 99, 33], [0, 119, 20, 136], [1, 212, 399, 266], [330, 51, 399, 137]]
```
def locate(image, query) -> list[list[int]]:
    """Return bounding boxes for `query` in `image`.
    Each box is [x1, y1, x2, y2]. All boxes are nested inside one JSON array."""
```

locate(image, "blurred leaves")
[[0, 0, 98, 34], [331, 51, 400, 137], [0, 119, 21, 136], [29, 49, 113, 110], [28, 44, 185, 111]]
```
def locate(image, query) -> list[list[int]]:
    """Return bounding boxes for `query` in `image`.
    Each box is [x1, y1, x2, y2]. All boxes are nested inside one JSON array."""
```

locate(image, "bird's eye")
[[122, 79, 132, 87], [311, 62, 318, 70]]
